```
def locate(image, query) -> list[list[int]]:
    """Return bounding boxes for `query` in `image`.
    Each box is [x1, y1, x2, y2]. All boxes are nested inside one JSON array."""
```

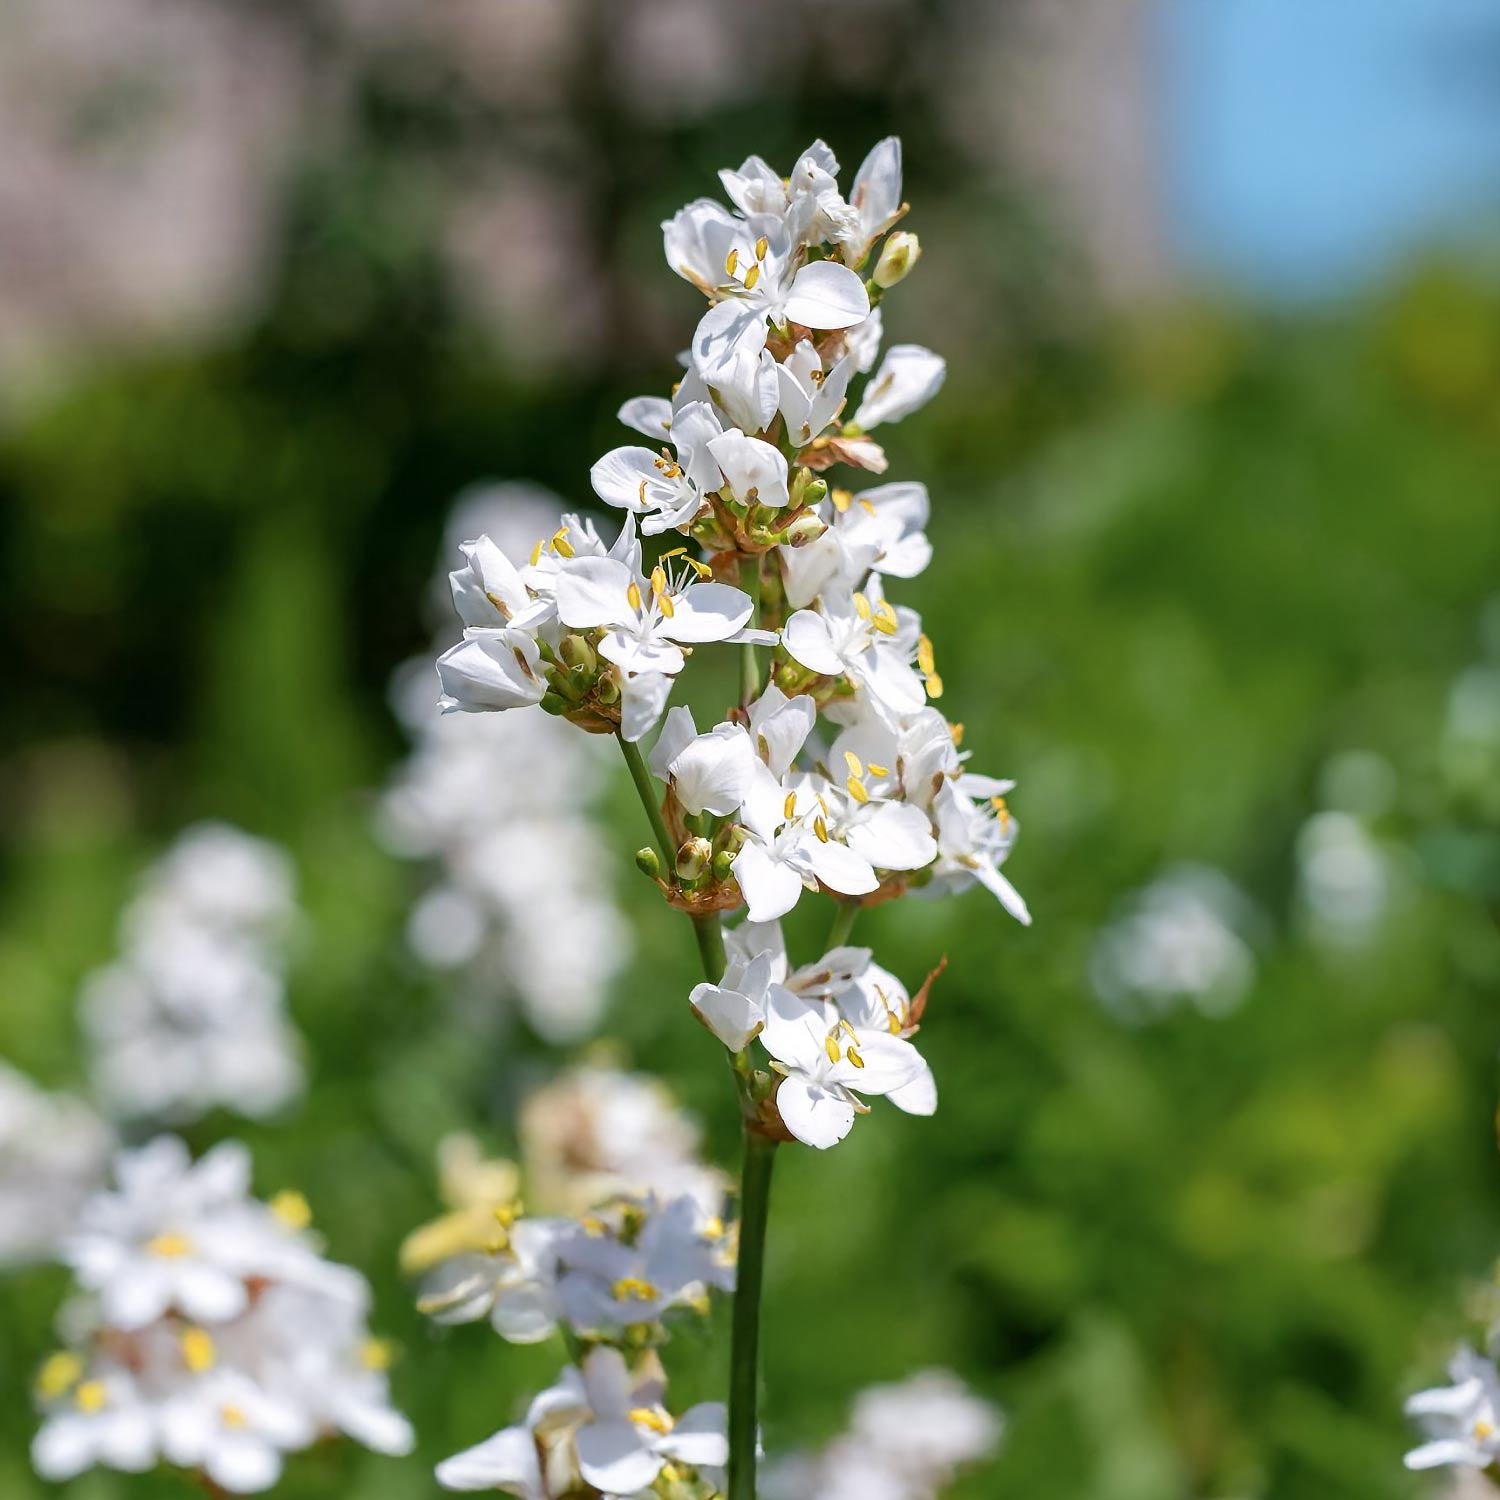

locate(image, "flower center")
[[612, 1276, 660, 1303], [146, 1231, 193, 1259]]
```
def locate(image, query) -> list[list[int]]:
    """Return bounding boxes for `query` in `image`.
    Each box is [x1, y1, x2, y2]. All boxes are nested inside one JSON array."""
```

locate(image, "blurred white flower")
[[0, 1064, 111, 1266], [1090, 864, 1258, 1023], [1404, 1347, 1500, 1473], [1294, 810, 1398, 949], [80, 823, 304, 1124]]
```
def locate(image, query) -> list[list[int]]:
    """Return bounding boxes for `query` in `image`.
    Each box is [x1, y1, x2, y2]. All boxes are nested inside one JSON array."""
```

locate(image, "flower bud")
[[595, 671, 621, 706], [675, 837, 713, 882], [780, 512, 829, 548], [539, 691, 568, 715], [558, 634, 597, 673], [634, 847, 660, 879], [711, 849, 736, 882], [873, 230, 921, 288]]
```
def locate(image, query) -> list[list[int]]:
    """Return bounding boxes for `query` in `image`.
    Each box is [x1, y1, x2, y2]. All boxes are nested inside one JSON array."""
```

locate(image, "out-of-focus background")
[[5, 1, 1500, 1496]]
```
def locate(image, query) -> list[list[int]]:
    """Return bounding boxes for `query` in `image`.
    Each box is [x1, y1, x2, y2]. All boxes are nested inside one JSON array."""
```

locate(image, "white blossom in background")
[[378, 483, 629, 1041], [31, 1136, 411, 1492], [80, 823, 304, 1123], [764, 1369, 1002, 1500], [1404, 1347, 1500, 1474], [0, 1063, 111, 1266], [1089, 864, 1259, 1024]]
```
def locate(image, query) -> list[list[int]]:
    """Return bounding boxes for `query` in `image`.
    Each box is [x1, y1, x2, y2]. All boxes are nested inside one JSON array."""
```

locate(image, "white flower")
[[590, 400, 725, 535], [929, 781, 1031, 925], [158, 1368, 312, 1494], [557, 1194, 732, 1335], [852, 344, 946, 431], [719, 140, 859, 248], [706, 426, 791, 509], [761, 988, 925, 1150], [834, 961, 937, 1118], [690, 947, 776, 1051], [1405, 1349, 1500, 1471], [33, 1367, 157, 1482], [448, 535, 554, 633], [412, 1217, 571, 1344], [779, 481, 931, 609], [435, 1379, 564, 1496], [570, 1347, 727, 1496], [847, 1368, 1003, 1477], [436, 628, 549, 714], [836, 137, 906, 268], [649, 707, 757, 818], [776, 340, 856, 449], [782, 581, 928, 720]]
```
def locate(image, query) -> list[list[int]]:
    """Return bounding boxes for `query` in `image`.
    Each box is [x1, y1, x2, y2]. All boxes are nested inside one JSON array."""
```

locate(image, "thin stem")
[[617, 732, 675, 872], [728, 1131, 776, 1500], [825, 898, 860, 950], [692, 912, 727, 984], [739, 556, 762, 705]]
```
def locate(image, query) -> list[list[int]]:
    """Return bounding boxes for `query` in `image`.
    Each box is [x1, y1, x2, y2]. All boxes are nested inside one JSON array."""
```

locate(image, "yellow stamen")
[[220, 1404, 249, 1431], [493, 1200, 524, 1228], [270, 1190, 312, 1233], [852, 591, 872, 620], [626, 580, 643, 611], [916, 634, 937, 676], [831, 488, 853, 513], [992, 797, 1011, 831], [181, 1328, 217, 1374], [858, 497, 877, 516], [949, 721, 965, 746], [361, 1338, 396, 1372], [631, 1406, 675, 1435], [686, 556, 714, 579], [612, 1276, 659, 1302], [783, 790, 798, 821], [725, 248, 739, 277], [754, 235, 769, 260], [36, 1353, 83, 1401], [843, 751, 863, 776], [659, 592, 676, 618], [814, 816, 829, 843], [925, 672, 944, 700], [847, 776, 870, 805], [651, 565, 667, 596], [75, 1382, 108, 1414], [146, 1232, 193, 1259], [846, 1045, 866, 1069], [638, 478, 649, 506], [743, 263, 761, 291], [551, 527, 575, 559], [867, 762, 890, 777], [530, 539, 544, 566], [824, 1034, 841, 1064]]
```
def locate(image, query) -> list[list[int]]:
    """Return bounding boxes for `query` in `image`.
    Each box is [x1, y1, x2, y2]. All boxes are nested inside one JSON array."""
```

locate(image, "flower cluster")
[[31, 1136, 411, 1492], [1405, 1346, 1500, 1475], [401, 1069, 733, 1497], [764, 1369, 1002, 1500], [79, 822, 304, 1122], [0, 1062, 110, 1266], [417, 136, 1026, 1495], [380, 484, 630, 1041]]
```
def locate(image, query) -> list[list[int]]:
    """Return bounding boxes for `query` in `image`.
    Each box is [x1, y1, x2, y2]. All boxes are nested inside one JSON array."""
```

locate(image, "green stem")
[[728, 1131, 776, 1500], [825, 898, 860, 950], [692, 912, 727, 984], [739, 556, 762, 705], [617, 732, 675, 872]]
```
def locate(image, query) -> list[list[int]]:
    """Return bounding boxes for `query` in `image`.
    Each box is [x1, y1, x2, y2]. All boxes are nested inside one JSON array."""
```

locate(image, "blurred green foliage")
[[4, 115, 1500, 1500]]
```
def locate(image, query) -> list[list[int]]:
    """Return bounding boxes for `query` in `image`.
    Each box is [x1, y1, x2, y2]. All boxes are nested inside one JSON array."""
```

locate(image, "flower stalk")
[[728, 1132, 777, 1500]]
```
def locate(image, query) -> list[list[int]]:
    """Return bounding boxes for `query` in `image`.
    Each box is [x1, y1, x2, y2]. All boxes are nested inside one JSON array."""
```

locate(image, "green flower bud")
[[558, 634, 597, 673], [539, 691, 568, 716], [675, 837, 713, 882], [873, 230, 921, 288], [780, 512, 829, 548], [595, 672, 621, 706], [711, 849, 736, 882], [634, 847, 660, 879]]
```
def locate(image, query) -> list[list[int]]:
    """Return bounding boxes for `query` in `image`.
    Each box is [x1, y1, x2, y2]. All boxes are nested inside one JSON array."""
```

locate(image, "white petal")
[[598, 631, 686, 677], [618, 396, 674, 439], [888, 1057, 938, 1115], [648, 705, 699, 782], [660, 1403, 729, 1468], [555, 557, 634, 630], [670, 724, 755, 816], [706, 430, 790, 509], [577, 1420, 663, 1494], [450, 536, 529, 627], [621, 672, 673, 743], [976, 864, 1032, 926], [845, 803, 937, 872], [691, 981, 765, 1052], [692, 299, 768, 383], [663, 198, 743, 289], [436, 632, 547, 714], [660, 582, 754, 643], [590, 447, 661, 512], [802, 837, 879, 897], [829, 1031, 925, 1096], [762, 987, 833, 1074], [748, 686, 817, 778], [783, 261, 870, 330], [1404, 1438, 1487, 1470], [733, 842, 806, 923], [854, 344, 947, 429], [437, 1426, 544, 1492], [491, 1283, 559, 1344], [782, 610, 843, 676], [776, 1076, 856, 1150]]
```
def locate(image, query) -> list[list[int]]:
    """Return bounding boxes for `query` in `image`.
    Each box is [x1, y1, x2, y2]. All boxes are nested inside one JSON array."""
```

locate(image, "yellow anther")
[[1478, 1419, 1496, 1439], [871, 611, 898, 637], [530, 539, 544, 566], [858, 497, 877, 516], [743, 263, 761, 291], [824, 1033, 842, 1064], [181, 1328, 217, 1373], [638, 477, 649, 506], [270, 1190, 312, 1232], [809, 368, 825, 387], [888, 1013, 902, 1034], [631, 1406, 675, 1435], [843, 751, 863, 776], [846, 1045, 866, 1069], [551, 527, 575, 559], [831, 488, 853, 513], [867, 762, 890, 778], [702, 1215, 726, 1239], [651, 565, 667, 596], [916, 634, 937, 676], [783, 791, 798, 821], [612, 1277, 660, 1302], [725, 248, 739, 277], [493, 1199, 524, 1228], [839, 1018, 859, 1040], [817, 793, 830, 816], [581, 1215, 608, 1237], [949, 721, 965, 746], [814, 816, 829, 843], [686, 556, 714, 579], [220, 1404, 249, 1431], [361, 1338, 396, 1372], [925, 672, 944, 700], [847, 776, 870, 805], [74, 1381, 108, 1414], [852, 591, 872, 620], [484, 590, 512, 619], [754, 235, 769, 260], [991, 797, 1011, 831], [36, 1353, 83, 1400], [626, 580, 644, 611], [660, 592, 676, 618], [146, 1232, 193, 1259]]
